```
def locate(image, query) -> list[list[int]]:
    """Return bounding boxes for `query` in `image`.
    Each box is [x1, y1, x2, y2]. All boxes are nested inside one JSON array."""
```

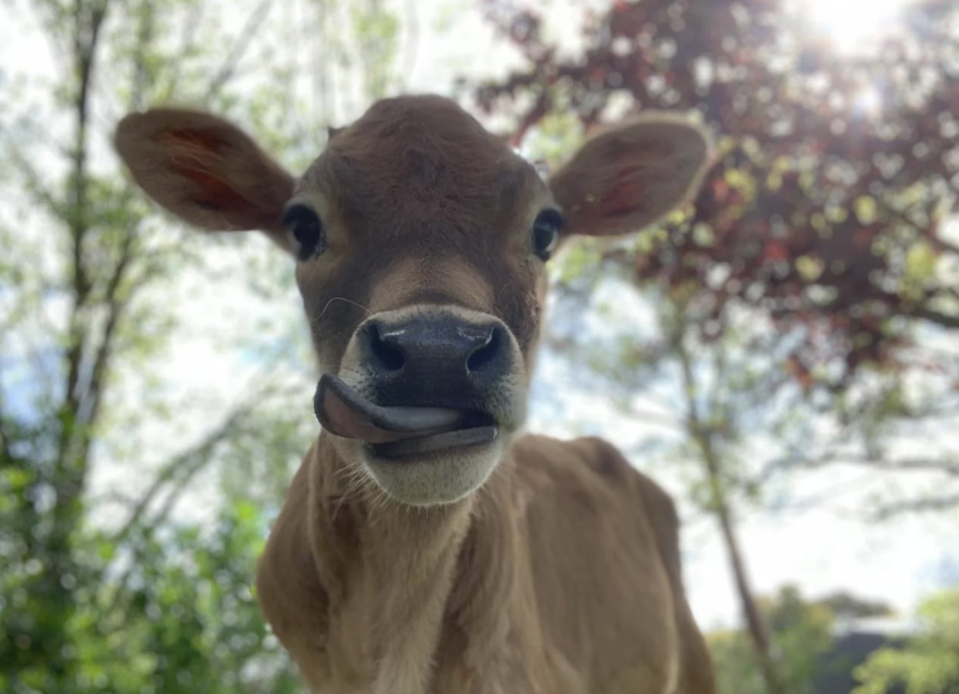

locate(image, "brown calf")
[[115, 94, 715, 694]]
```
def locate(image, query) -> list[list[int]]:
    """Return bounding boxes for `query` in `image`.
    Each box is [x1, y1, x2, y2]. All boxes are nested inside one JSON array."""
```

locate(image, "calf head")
[[115, 95, 711, 506]]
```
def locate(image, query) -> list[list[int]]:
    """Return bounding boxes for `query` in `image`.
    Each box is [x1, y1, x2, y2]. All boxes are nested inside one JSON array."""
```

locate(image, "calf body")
[[257, 435, 713, 694], [114, 94, 715, 693]]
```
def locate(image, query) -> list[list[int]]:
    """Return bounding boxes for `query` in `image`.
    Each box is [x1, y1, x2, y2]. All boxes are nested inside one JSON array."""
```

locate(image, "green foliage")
[[1, 501, 299, 694], [521, 109, 585, 171], [481, 0, 959, 522], [0, 0, 410, 689], [350, 0, 401, 101], [710, 628, 768, 694], [708, 586, 837, 694], [854, 588, 959, 694]]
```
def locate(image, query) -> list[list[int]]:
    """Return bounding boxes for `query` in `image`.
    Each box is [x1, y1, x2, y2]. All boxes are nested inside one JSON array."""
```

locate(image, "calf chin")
[[357, 435, 508, 506]]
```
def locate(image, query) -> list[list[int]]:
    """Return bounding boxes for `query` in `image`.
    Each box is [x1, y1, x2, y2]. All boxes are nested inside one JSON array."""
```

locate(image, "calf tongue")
[[313, 374, 499, 458], [313, 374, 467, 445], [372, 426, 499, 460]]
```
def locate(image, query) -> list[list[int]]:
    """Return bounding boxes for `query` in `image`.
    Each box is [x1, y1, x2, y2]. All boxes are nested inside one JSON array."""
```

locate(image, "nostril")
[[466, 327, 501, 374], [369, 324, 405, 372]]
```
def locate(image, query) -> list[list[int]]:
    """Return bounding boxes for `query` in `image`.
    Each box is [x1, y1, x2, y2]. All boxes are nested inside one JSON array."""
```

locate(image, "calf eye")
[[283, 203, 326, 260], [531, 209, 564, 261]]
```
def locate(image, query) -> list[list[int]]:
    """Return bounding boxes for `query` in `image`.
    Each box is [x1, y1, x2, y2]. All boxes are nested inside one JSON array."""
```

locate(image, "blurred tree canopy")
[[0, 0, 307, 689], [706, 585, 954, 694], [477, 1, 959, 689], [475, 2, 959, 514], [708, 585, 837, 694], [475, 0, 959, 526], [0, 0, 405, 691], [477, 0, 959, 388], [539, 256, 830, 693]]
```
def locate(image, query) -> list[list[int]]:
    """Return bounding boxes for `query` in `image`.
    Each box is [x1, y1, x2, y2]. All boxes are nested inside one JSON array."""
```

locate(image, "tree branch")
[[80, 222, 138, 447], [3, 141, 65, 218], [906, 305, 959, 331], [165, 1, 205, 99], [128, 0, 156, 112], [759, 450, 959, 483], [58, 0, 110, 468], [100, 378, 291, 623], [108, 395, 262, 548], [873, 493, 959, 520], [673, 324, 786, 694], [203, 0, 274, 102]]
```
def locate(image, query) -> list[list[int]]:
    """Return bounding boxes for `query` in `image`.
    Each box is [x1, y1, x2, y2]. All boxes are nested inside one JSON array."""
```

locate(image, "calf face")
[[115, 94, 711, 506]]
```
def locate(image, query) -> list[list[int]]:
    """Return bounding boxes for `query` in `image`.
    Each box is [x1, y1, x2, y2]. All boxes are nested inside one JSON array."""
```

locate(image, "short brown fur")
[[113, 94, 716, 694]]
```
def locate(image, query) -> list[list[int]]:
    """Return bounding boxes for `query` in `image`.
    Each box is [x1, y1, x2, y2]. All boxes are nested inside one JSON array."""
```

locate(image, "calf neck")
[[115, 94, 716, 693]]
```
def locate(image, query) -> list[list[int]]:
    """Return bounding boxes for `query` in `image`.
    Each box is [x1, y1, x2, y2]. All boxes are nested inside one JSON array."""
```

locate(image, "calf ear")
[[114, 108, 296, 252], [548, 115, 713, 238]]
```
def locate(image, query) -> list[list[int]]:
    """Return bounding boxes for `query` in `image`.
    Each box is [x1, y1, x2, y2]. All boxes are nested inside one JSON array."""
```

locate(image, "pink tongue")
[[313, 374, 467, 444]]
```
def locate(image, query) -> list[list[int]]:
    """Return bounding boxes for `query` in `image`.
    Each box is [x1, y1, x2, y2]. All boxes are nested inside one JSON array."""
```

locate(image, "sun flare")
[[789, 0, 915, 53]]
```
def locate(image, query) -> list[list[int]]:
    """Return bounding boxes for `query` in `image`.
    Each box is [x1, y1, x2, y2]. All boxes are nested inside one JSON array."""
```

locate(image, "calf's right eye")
[[531, 209, 564, 261], [283, 203, 326, 260]]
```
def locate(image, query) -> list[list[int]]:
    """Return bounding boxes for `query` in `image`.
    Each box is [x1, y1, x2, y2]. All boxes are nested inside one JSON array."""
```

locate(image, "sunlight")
[[791, 0, 914, 53], [854, 85, 883, 116]]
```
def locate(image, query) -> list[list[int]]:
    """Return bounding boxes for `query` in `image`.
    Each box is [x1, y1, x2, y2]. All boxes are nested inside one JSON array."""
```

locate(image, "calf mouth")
[[314, 374, 499, 460]]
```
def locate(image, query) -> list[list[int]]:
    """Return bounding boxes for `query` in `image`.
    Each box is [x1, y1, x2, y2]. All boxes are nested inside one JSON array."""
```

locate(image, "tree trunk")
[[15, 1, 111, 687], [675, 336, 785, 694], [703, 446, 785, 694]]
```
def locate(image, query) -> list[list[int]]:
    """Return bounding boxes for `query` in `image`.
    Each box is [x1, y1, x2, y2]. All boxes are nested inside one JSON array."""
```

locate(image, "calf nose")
[[359, 315, 510, 401]]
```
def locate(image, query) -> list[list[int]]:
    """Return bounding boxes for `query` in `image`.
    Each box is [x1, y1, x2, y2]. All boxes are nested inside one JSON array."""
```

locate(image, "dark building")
[[813, 631, 906, 694]]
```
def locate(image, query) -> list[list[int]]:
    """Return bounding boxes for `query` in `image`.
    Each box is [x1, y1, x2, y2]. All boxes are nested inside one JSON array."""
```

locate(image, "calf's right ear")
[[548, 115, 713, 238], [114, 108, 296, 253]]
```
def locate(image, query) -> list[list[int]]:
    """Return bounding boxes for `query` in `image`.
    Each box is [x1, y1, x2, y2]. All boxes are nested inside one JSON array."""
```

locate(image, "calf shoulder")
[[512, 434, 715, 694]]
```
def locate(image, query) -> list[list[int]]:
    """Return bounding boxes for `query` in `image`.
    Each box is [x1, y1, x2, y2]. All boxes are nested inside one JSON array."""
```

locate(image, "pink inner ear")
[[595, 142, 675, 220], [171, 164, 256, 215], [597, 163, 648, 219], [158, 128, 257, 216], [161, 127, 232, 154]]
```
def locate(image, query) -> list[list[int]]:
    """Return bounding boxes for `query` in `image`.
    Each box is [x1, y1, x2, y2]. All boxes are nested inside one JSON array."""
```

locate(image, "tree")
[[708, 584, 910, 694], [709, 585, 836, 694], [473, 0, 959, 517], [475, 1, 959, 687], [0, 0, 307, 688], [18, 500, 304, 694], [0, 0, 405, 690], [854, 587, 959, 694], [541, 246, 825, 694]]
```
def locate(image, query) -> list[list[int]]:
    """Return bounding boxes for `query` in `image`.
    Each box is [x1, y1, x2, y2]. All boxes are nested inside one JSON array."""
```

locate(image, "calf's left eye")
[[531, 209, 564, 261]]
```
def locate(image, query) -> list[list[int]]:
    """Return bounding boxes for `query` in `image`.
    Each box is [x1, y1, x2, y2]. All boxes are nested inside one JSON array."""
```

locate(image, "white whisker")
[[312, 296, 373, 325]]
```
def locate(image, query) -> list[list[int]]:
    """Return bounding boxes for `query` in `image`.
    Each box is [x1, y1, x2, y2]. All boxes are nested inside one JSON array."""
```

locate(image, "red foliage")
[[475, 0, 959, 388]]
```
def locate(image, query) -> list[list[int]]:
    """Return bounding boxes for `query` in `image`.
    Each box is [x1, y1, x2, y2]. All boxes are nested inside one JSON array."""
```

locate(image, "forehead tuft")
[[304, 95, 542, 214], [342, 95, 504, 155]]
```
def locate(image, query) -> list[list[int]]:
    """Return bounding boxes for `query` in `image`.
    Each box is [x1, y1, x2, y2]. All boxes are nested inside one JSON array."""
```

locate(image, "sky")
[[1, 0, 957, 634]]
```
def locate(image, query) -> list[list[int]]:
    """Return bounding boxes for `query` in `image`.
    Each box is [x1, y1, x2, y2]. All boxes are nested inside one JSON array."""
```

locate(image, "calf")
[[115, 94, 715, 694]]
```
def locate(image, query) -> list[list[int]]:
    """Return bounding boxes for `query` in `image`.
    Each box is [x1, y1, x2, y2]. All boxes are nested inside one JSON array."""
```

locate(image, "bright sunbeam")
[[790, 0, 914, 53], [854, 85, 883, 116]]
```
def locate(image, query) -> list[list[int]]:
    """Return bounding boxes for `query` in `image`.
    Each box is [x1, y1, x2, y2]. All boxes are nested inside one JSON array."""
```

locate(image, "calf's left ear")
[[548, 115, 713, 238], [114, 108, 296, 252]]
